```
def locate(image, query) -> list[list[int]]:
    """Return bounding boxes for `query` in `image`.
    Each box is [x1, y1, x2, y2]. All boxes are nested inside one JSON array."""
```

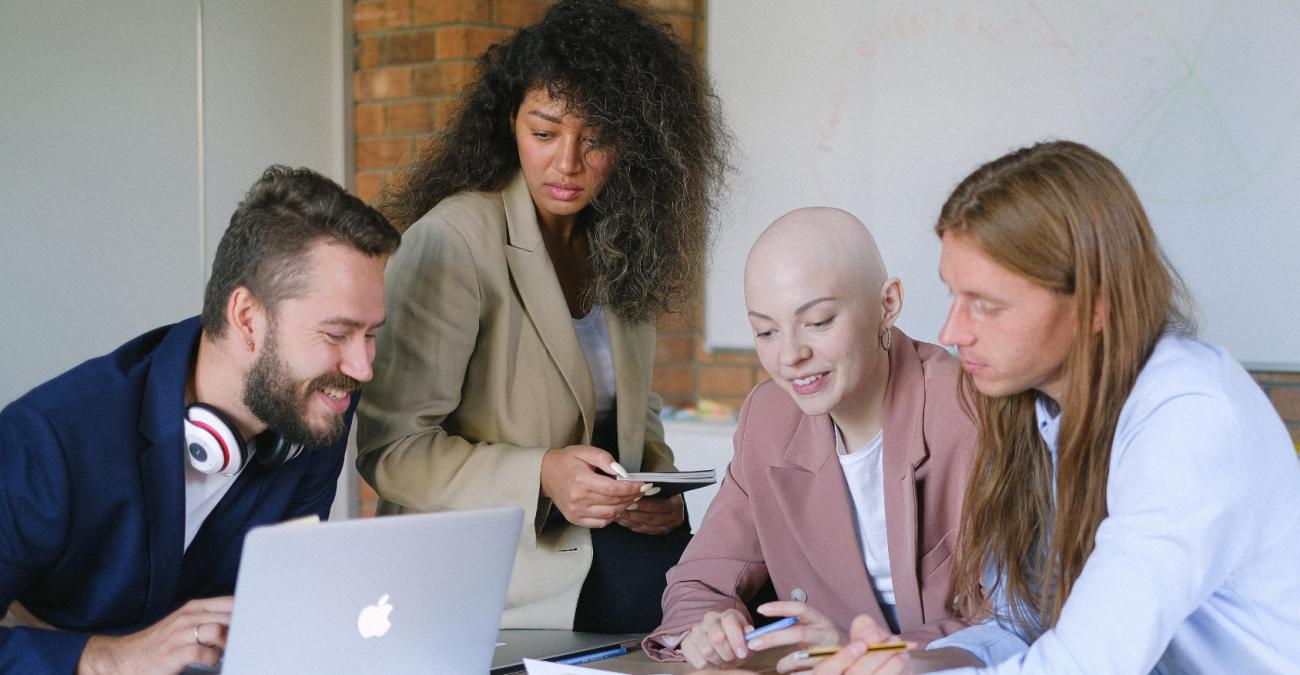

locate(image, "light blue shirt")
[[929, 334, 1300, 673]]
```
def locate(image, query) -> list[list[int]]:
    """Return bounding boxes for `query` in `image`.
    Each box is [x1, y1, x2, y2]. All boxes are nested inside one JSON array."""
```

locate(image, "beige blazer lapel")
[[501, 173, 596, 441], [881, 326, 930, 629], [769, 414, 888, 628], [606, 311, 651, 470]]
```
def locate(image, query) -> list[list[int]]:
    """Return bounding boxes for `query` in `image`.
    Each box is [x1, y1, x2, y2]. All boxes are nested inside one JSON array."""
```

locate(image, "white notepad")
[[617, 469, 716, 497]]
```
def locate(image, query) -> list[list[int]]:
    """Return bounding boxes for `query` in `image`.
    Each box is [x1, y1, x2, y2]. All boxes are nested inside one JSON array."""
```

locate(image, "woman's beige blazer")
[[356, 172, 677, 628]]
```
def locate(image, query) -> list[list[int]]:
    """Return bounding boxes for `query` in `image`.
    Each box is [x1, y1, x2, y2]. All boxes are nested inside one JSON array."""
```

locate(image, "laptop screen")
[[218, 508, 522, 674]]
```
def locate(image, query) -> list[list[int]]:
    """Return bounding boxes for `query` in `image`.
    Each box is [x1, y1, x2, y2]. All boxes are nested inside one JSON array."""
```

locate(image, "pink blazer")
[[644, 328, 975, 660]]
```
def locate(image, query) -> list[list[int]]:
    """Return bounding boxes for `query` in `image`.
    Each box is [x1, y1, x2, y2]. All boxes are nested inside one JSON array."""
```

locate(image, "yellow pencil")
[[792, 641, 909, 660]]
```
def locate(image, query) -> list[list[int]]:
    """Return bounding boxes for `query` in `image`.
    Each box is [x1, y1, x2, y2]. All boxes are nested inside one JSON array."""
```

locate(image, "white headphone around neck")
[[183, 403, 303, 476]]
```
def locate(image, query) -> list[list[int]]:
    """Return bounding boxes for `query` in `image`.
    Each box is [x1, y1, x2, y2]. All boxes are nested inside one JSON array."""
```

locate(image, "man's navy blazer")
[[0, 317, 349, 673]]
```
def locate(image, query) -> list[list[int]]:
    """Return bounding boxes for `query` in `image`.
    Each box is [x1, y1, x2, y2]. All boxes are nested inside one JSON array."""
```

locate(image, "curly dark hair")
[[385, 0, 729, 323]]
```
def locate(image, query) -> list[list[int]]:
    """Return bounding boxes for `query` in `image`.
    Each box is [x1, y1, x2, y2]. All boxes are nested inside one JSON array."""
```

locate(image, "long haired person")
[[809, 140, 1300, 674], [355, 0, 728, 632]]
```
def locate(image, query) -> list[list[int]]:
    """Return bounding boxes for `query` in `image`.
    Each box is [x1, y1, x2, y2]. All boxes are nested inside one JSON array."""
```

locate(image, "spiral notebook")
[[617, 468, 716, 497]]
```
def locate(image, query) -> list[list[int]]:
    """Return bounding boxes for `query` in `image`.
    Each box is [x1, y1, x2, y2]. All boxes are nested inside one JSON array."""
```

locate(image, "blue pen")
[[743, 616, 797, 642], [554, 645, 628, 666]]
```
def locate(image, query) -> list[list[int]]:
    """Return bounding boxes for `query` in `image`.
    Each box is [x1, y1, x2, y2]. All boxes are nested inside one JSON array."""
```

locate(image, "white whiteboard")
[[0, 0, 353, 517], [0, 0, 347, 406], [705, 0, 1300, 369]]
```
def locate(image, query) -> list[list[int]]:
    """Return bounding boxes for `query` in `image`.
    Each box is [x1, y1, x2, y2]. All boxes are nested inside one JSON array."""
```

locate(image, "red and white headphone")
[[184, 403, 303, 476]]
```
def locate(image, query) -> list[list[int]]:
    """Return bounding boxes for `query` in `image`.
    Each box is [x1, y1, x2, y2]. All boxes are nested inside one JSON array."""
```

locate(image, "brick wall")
[[347, 0, 1299, 515], [1257, 373, 1300, 447]]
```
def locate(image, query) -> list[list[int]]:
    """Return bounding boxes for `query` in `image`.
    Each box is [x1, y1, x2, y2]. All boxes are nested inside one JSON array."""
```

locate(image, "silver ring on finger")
[[194, 622, 206, 647]]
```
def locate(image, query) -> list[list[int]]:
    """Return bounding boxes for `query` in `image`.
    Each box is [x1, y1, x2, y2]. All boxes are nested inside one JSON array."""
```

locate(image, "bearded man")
[[0, 165, 399, 674]]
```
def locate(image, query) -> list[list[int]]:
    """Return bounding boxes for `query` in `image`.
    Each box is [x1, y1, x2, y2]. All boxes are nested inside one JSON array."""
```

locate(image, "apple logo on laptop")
[[357, 594, 393, 639]]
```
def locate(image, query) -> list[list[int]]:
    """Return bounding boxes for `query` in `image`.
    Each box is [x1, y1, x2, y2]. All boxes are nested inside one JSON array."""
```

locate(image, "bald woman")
[[644, 208, 975, 671]]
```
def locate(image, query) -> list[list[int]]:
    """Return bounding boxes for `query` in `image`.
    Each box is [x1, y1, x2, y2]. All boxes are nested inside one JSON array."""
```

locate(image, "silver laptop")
[[219, 507, 522, 674], [490, 629, 642, 674]]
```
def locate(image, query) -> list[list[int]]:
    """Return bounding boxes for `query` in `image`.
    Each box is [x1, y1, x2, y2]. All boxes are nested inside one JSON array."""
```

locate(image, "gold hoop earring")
[[879, 328, 892, 351]]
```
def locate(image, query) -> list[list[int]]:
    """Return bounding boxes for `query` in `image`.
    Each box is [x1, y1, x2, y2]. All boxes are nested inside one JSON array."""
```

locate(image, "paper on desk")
[[523, 658, 668, 675]]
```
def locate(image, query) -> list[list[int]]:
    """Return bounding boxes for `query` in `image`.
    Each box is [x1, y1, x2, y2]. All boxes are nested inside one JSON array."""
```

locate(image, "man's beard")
[[242, 327, 358, 449]]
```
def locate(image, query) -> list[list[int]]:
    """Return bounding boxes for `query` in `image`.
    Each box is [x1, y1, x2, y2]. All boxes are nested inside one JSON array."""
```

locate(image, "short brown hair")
[[201, 165, 399, 337]]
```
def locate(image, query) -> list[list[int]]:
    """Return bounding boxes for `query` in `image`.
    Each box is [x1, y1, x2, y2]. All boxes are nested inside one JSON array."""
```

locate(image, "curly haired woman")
[[355, 0, 728, 632]]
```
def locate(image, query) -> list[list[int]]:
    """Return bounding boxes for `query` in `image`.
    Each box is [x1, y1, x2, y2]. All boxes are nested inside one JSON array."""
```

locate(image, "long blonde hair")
[[937, 141, 1194, 635]]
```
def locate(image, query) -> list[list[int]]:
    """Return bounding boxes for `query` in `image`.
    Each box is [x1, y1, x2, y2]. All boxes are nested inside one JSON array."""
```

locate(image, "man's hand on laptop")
[[76, 596, 233, 675]]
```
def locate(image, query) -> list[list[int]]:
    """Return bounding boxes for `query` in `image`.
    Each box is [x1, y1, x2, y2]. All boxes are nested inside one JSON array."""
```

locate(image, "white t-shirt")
[[572, 304, 616, 418], [183, 455, 237, 551], [836, 427, 898, 631]]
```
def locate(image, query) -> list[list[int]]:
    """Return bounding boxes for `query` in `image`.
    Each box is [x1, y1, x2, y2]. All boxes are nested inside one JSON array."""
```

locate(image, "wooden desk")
[[493, 631, 954, 674], [587, 648, 783, 674]]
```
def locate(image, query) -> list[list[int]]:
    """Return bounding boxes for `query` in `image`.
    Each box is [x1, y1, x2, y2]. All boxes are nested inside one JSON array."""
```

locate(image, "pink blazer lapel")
[[880, 327, 930, 629], [768, 412, 889, 628]]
